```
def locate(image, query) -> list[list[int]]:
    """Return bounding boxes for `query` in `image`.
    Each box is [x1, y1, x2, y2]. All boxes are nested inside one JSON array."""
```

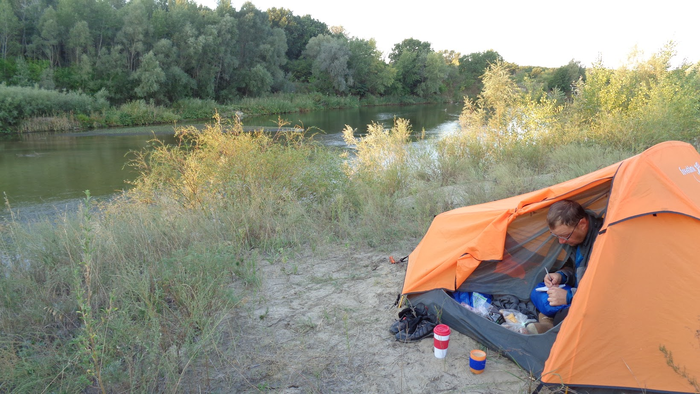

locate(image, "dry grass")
[[2, 64, 699, 392], [18, 115, 81, 132]]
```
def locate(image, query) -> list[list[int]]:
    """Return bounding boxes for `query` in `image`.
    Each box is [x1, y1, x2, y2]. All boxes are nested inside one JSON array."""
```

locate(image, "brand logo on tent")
[[678, 162, 700, 183]]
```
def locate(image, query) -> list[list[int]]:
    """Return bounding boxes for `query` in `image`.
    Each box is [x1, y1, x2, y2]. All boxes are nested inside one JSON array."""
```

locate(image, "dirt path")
[[205, 244, 537, 393]]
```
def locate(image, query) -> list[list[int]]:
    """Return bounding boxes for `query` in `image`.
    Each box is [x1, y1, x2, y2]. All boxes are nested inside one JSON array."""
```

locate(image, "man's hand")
[[544, 272, 562, 287], [547, 287, 568, 306]]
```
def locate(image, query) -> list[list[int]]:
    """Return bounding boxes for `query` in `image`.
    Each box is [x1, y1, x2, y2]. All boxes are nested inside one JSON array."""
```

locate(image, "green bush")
[[172, 98, 219, 120], [0, 84, 109, 132], [100, 100, 180, 126]]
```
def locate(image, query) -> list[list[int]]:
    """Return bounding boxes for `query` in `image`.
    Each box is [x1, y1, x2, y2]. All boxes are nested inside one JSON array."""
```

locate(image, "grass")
[[0, 117, 650, 391], [2, 52, 700, 391]]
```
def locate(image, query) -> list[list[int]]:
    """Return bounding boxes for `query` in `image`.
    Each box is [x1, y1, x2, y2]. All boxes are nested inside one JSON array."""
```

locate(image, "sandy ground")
[[201, 243, 541, 394]]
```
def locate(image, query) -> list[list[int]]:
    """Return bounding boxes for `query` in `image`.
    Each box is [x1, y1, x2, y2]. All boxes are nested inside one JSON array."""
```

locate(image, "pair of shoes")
[[389, 306, 422, 334], [526, 312, 554, 334], [389, 316, 409, 334], [395, 313, 437, 342]]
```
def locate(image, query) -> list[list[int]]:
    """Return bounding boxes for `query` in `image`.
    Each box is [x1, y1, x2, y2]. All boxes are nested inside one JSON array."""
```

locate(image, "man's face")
[[550, 218, 588, 246]]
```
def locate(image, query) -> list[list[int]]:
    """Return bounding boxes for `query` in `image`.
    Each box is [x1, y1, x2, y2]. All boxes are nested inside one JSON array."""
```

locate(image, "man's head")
[[547, 200, 589, 246]]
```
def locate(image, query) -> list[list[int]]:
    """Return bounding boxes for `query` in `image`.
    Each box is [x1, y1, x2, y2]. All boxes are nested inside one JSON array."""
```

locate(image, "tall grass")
[[1, 46, 699, 391], [0, 115, 438, 391], [0, 84, 109, 132], [232, 92, 361, 116], [98, 99, 180, 127], [0, 191, 249, 392]]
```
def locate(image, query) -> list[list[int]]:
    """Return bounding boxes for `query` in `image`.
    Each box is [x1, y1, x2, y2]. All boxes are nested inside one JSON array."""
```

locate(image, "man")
[[527, 199, 603, 334]]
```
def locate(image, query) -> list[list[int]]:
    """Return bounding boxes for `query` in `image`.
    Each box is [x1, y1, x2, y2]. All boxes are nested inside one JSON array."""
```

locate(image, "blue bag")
[[530, 282, 571, 317], [452, 291, 493, 308], [452, 291, 471, 305]]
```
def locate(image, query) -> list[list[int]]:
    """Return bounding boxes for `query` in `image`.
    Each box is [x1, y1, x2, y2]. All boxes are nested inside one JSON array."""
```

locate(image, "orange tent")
[[402, 141, 700, 393]]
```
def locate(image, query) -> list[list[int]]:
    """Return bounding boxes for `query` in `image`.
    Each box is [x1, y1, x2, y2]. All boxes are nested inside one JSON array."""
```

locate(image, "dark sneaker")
[[395, 314, 437, 342], [389, 317, 409, 334], [389, 304, 427, 334]]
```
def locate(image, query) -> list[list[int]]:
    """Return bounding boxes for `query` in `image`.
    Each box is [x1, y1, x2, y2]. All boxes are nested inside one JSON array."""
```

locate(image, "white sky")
[[195, 0, 700, 69]]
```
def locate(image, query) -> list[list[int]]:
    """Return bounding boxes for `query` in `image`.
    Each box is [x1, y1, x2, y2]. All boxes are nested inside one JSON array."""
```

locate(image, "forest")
[[0, 0, 584, 131]]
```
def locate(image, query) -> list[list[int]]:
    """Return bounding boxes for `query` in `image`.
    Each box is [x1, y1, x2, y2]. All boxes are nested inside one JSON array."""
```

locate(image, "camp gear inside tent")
[[400, 141, 700, 393]]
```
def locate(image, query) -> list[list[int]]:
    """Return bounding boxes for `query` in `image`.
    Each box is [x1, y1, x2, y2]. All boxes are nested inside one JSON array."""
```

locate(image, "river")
[[0, 103, 462, 220]]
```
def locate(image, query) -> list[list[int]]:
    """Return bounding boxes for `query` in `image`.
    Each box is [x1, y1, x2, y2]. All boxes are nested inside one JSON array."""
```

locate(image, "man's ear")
[[579, 217, 589, 228]]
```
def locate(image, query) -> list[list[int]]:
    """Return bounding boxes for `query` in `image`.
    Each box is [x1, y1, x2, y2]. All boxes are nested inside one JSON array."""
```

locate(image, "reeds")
[[2, 49, 700, 389]]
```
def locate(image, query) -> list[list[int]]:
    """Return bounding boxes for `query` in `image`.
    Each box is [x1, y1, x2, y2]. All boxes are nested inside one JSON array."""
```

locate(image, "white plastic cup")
[[433, 324, 451, 358]]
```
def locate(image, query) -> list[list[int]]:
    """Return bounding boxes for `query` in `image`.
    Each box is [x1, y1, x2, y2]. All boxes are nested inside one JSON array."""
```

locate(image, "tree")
[[16, 0, 43, 56], [0, 0, 19, 59], [212, 13, 239, 99], [133, 50, 165, 100], [10, 55, 31, 85], [347, 37, 393, 96], [268, 8, 328, 61], [261, 26, 287, 90], [38, 65, 54, 89], [94, 45, 131, 102], [67, 20, 90, 64], [479, 61, 519, 122], [215, 0, 233, 14], [230, 2, 286, 96], [304, 34, 352, 94], [152, 37, 198, 101], [388, 38, 432, 63], [243, 63, 273, 96], [388, 38, 433, 96], [458, 49, 503, 95], [438, 50, 462, 99], [417, 51, 448, 96], [548, 59, 585, 95], [37, 6, 59, 67], [460, 61, 523, 151], [76, 53, 92, 90], [268, 8, 328, 83], [438, 49, 460, 66], [89, 0, 121, 56], [116, 0, 149, 71]]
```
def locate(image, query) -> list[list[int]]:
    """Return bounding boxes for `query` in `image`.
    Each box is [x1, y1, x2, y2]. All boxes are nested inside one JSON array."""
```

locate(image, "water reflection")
[[1, 104, 462, 218], [1, 129, 178, 216], [243, 103, 462, 147]]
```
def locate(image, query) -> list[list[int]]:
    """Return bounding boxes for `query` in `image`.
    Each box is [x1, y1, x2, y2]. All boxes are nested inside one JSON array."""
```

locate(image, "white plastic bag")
[[499, 309, 537, 334]]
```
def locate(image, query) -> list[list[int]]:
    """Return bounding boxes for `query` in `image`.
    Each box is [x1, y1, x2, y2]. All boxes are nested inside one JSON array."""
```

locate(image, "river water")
[[0, 103, 462, 219]]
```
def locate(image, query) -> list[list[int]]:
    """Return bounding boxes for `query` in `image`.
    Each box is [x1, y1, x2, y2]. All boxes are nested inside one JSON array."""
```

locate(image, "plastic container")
[[469, 349, 487, 374], [433, 324, 451, 358]]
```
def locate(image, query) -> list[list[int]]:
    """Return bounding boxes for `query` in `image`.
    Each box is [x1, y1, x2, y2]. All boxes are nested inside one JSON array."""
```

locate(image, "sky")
[[194, 0, 700, 69]]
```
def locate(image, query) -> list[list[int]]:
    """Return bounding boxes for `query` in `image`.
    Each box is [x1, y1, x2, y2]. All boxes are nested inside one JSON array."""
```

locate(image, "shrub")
[[101, 100, 180, 126], [172, 98, 219, 120], [0, 84, 108, 132]]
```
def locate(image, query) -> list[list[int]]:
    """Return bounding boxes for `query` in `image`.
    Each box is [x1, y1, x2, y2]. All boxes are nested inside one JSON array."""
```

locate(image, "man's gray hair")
[[547, 200, 586, 228]]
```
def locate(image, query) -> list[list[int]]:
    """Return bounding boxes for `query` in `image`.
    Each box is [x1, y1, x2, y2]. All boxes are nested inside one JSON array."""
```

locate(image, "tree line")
[[0, 0, 582, 107]]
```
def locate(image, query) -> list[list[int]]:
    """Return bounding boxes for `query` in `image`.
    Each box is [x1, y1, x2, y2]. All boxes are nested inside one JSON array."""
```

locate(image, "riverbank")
[[0, 116, 645, 392], [5, 90, 450, 134]]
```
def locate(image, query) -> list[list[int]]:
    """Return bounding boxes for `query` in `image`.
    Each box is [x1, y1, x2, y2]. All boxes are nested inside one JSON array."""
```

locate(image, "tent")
[[401, 141, 700, 393]]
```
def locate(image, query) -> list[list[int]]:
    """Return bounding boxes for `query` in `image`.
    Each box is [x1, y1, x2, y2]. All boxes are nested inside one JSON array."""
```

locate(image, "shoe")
[[526, 313, 554, 334], [395, 314, 437, 342], [389, 304, 427, 334], [389, 317, 409, 334], [538, 312, 554, 325], [526, 322, 553, 334]]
